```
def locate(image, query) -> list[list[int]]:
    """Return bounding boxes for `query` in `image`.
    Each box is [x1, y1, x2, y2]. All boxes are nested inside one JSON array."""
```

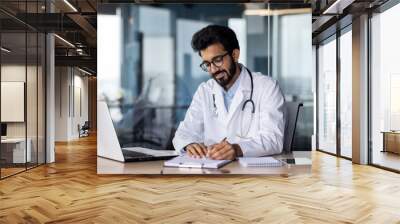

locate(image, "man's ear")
[[232, 49, 240, 62]]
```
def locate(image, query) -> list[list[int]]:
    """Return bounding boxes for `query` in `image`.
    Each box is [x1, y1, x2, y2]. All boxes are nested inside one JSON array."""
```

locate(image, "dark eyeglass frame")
[[199, 52, 230, 72]]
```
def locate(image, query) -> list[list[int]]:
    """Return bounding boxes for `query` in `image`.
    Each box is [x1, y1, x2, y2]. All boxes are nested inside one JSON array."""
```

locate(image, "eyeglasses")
[[199, 52, 230, 72]]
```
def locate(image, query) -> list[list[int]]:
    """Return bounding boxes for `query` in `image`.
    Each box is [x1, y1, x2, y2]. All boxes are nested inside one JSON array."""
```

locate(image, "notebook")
[[164, 154, 231, 169], [238, 157, 284, 167]]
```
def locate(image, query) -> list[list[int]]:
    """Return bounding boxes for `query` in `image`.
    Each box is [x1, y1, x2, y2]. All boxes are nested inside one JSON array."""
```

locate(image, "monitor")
[[1, 123, 7, 137]]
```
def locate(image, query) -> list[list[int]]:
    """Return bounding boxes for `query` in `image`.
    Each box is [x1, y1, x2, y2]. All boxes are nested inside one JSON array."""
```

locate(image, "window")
[[317, 37, 337, 154], [339, 29, 352, 158], [370, 3, 400, 171], [316, 26, 353, 159]]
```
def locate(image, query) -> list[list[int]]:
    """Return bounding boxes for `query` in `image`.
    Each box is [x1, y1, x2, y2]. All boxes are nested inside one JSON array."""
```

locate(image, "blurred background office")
[[97, 3, 313, 151]]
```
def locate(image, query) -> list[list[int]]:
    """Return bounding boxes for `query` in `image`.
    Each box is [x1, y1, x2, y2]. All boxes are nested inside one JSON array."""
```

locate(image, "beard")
[[212, 57, 237, 88]]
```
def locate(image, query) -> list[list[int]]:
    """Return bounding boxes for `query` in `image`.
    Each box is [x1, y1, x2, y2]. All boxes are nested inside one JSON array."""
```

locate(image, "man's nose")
[[209, 63, 220, 74]]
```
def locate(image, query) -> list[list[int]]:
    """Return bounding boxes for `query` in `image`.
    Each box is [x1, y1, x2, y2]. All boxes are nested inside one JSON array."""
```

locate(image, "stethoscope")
[[212, 66, 255, 138]]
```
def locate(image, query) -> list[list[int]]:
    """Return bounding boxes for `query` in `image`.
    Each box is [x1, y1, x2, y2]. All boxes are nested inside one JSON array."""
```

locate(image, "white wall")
[[72, 73, 89, 138], [55, 67, 89, 141], [1, 66, 26, 132]]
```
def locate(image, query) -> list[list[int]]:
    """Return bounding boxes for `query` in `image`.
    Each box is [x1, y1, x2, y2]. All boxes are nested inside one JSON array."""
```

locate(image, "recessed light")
[[1, 47, 11, 53], [63, 0, 78, 12], [78, 67, 92, 76], [54, 34, 75, 48]]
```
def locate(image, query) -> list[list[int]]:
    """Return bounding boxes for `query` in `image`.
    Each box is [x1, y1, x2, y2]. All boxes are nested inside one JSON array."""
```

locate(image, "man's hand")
[[186, 143, 208, 158], [208, 140, 242, 160]]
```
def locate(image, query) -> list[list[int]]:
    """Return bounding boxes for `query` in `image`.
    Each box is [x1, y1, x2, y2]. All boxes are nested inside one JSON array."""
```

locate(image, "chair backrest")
[[283, 101, 303, 153], [82, 121, 90, 129]]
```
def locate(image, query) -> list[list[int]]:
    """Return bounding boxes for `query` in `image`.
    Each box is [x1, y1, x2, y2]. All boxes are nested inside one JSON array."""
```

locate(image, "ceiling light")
[[1, 47, 11, 53], [323, 0, 355, 15], [78, 67, 92, 76], [244, 9, 270, 16], [323, 0, 341, 14], [244, 8, 311, 16], [54, 34, 75, 48], [63, 0, 78, 12]]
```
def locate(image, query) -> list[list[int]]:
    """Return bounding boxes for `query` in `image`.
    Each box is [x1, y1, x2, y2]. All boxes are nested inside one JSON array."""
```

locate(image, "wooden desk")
[[97, 151, 312, 176]]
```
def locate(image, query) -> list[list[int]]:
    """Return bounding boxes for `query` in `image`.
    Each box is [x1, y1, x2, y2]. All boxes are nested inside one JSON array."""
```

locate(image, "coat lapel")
[[212, 82, 228, 124], [226, 67, 252, 124]]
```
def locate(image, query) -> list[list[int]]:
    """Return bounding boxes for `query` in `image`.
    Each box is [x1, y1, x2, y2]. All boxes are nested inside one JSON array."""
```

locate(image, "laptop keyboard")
[[122, 150, 152, 159]]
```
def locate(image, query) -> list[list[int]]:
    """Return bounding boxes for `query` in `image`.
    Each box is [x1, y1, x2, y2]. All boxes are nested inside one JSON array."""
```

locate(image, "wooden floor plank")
[[1, 134, 400, 223]]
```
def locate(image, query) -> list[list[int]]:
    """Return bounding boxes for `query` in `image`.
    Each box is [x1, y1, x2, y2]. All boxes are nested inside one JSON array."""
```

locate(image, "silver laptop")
[[97, 101, 178, 162]]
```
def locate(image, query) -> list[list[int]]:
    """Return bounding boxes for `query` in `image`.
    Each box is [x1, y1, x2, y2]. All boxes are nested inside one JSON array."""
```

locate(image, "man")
[[172, 25, 285, 160]]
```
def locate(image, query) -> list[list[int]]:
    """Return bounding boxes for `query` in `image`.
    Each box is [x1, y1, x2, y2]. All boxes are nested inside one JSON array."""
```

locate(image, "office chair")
[[79, 121, 90, 138], [283, 101, 303, 153]]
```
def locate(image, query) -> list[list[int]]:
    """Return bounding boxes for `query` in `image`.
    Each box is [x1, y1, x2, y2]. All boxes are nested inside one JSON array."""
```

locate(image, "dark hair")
[[191, 25, 240, 56]]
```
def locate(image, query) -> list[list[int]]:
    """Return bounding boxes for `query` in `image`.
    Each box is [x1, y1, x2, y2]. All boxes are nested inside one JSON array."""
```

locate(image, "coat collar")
[[211, 64, 253, 124], [211, 64, 252, 93]]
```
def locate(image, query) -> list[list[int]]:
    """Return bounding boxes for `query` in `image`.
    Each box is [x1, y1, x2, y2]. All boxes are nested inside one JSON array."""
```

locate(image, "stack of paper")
[[238, 157, 283, 167], [164, 155, 231, 169]]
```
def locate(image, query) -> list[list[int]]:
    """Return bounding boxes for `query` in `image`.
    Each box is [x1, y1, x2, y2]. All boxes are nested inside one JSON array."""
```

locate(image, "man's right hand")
[[186, 143, 207, 158]]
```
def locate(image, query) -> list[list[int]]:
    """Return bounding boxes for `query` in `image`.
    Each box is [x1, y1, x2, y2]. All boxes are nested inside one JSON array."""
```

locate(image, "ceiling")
[[1, 0, 393, 74], [0, 0, 97, 74], [311, 0, 390, 43]]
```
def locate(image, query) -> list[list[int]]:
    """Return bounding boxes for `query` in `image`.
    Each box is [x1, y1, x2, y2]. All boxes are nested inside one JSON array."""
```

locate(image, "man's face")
[[200, 43, 237, 88]]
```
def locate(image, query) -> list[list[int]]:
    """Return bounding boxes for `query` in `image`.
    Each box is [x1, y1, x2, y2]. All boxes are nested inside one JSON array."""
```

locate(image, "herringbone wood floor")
[[1, 134, 400, 224]]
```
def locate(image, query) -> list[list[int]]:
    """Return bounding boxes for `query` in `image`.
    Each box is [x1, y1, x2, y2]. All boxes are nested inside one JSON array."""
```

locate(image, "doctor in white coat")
[[173, 25, 285, 160]]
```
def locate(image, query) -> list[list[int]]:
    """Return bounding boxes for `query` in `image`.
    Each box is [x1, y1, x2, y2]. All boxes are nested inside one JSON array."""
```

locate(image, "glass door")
[[1, 30, 28, 178]]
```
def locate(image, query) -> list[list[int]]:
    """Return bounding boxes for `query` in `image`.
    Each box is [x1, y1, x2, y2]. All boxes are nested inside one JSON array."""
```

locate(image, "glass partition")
[[272, 7, 313, 150], [0, 1, 46, 179], [1, 30, 28, 177], [27, 30, 38, 169]]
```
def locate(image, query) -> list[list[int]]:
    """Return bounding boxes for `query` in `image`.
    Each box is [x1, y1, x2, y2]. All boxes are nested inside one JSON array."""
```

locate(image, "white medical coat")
[[172, 68, 285, 157]]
